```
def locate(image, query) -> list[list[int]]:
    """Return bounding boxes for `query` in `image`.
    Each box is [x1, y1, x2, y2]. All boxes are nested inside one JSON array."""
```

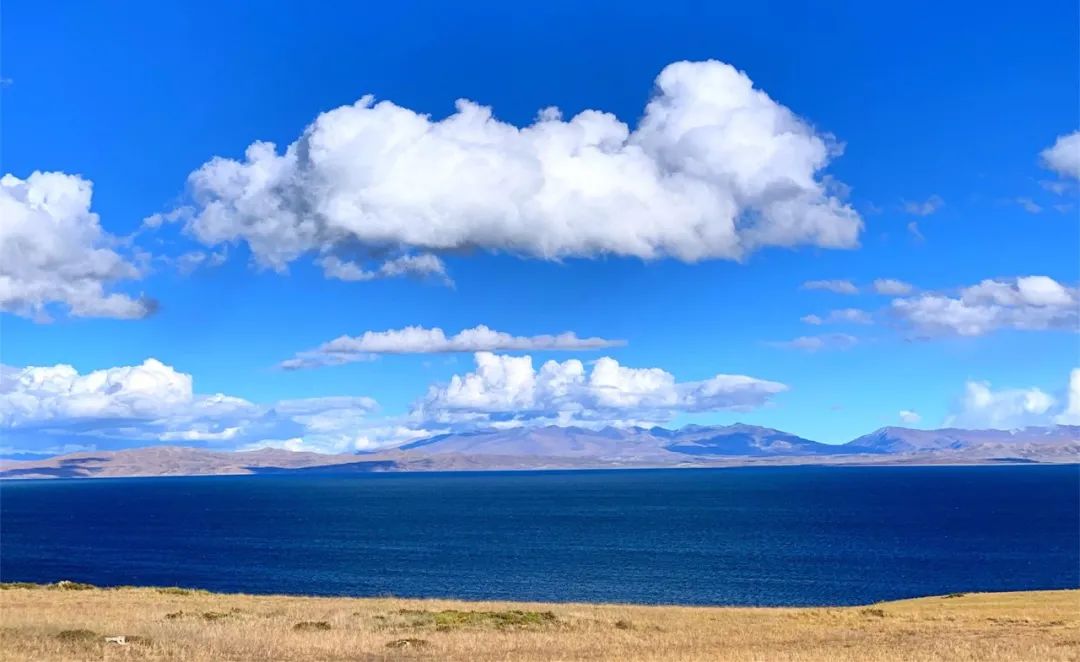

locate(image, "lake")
[[1, 465, 1076, 606]]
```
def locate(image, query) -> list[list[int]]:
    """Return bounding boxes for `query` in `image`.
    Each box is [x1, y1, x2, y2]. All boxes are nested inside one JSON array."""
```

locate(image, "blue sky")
[[1, 1, 1078, 455]]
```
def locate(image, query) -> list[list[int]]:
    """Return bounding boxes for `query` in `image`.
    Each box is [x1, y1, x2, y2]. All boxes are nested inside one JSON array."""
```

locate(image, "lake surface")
[[1, 465, 1077, 606]]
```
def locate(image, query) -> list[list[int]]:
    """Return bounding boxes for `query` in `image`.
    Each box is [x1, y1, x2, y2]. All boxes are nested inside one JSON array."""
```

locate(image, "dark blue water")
[[1, 466, 1077, 606]]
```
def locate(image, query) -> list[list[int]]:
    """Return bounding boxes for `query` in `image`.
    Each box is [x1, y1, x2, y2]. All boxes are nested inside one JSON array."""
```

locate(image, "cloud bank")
[[0, 359, 413, 454], [159, 60, 861, 280], [946, 369, 1080, 429], [890, 275, 1077, 337], [282, 325, 625, 369], [2, 352, 786, 454], [412, 352, 787, 428], [0, 172, 154, 321]]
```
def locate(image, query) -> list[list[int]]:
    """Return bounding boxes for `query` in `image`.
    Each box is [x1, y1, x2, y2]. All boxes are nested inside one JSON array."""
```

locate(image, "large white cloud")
[[160, 60, 861, 279], [946, 378, 1063, 429], [1041, 131, 1080, 181], [0, 359, 196, 424], [891, 276, 1077, 337], [0, 172, 154, 321], [1, 353, 787, 454], [0, 359, 405, 455], [412, 351, 787, 427], [281, 325, 625, 369]]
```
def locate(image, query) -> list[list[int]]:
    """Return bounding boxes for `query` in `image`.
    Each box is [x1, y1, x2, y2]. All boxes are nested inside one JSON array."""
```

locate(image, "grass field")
[[0, 583, 1076, 660]]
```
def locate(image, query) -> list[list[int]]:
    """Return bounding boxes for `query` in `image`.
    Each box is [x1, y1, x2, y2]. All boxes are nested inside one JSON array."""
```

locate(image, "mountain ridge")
[[1, 423, 1076, 479]]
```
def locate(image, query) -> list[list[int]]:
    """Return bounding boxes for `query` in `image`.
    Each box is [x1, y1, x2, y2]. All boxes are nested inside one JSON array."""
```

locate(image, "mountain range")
[[2, 424, 1077, 479]]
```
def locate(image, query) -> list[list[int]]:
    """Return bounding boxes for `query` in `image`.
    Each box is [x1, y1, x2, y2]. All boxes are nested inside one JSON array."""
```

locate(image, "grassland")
[[0, 583, 1076, 661]]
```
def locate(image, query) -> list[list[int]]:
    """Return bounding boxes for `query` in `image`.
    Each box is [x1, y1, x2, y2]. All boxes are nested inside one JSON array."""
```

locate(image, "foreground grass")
[[0, 583, 1076, 661]]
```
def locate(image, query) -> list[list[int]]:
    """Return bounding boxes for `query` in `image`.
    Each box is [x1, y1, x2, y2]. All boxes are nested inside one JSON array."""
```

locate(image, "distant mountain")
[[663, 423, 844, 456], [399, 425, 673, 460], [1, 424, 1076, 479], [399, 423, 845, 459], [845, 425, 1080, 457]]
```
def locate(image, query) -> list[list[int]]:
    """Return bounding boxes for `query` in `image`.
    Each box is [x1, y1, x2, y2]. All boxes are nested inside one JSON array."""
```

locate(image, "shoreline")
[[6, 580, 1078, 609], [2, 583, 1077, 661], [2, 457, 1074, 482]]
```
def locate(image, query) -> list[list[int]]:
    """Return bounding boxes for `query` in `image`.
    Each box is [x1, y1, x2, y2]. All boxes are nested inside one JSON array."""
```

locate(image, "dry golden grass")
[[0, 583, 1076, 661]]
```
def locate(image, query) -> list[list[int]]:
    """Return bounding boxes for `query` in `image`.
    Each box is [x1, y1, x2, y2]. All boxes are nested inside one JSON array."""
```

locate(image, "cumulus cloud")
[[412, 352, 786, 427], [1, 351, 787, 453], [903, 195, 944, 216], [0, 172, 154, 321], [891, 275, 1077, 337], [898, 410, 921, 424], [156, 60, 861, 281], [801, 279, 858, 294], [1041, 131, 1080, 181], [946, 379, 1057, 429], [0, 359, 409, 455], [872, 278, 914, 296], [282, 325, 624, 369], [769, 333, 858, 352]]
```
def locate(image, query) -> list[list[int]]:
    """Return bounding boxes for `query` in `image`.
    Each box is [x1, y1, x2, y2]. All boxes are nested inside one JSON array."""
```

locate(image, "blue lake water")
[[1, 465, 1077, 606]]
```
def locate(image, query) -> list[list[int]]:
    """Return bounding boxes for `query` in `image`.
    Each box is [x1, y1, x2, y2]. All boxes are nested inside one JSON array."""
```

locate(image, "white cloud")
[[947, 380, 1057, 429], [175, 249, 228, 275], [282, 325, 626, 369], [1041, 131, 1080, 181], [906, 221, 925, 242], [1056, 369, 1080, 425], [0, 359, 397, 455], [898, 410, 921, 424], [412, 352, 786, 427], [158, 60, 861, 280], [800, 309, 871, 325], [769, 333, 858, 352], [891, 276, 1077, 337], [0, 359, 196, 425], [903, 195, 943, 216], [0, 172, 154, 321], [2, 352, 788, 454], [872, 278, 914, 296], [825, 308, 872, 324], [318, 253, 452, 285], [801, 279, 859, 294]]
